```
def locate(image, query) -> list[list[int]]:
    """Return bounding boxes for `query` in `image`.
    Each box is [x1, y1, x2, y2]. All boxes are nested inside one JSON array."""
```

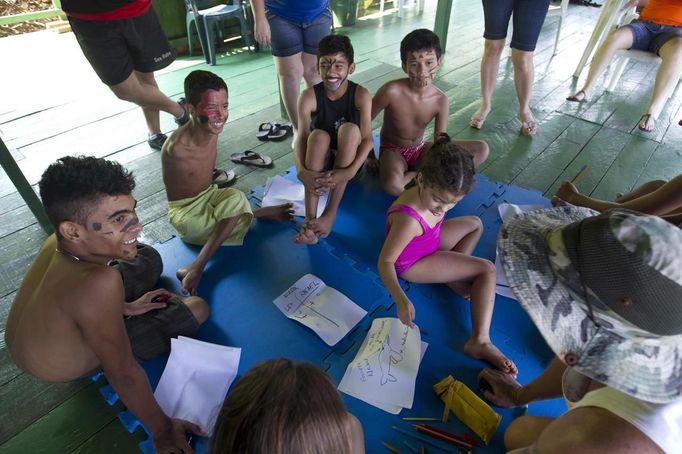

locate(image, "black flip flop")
[[256, 121, 275, 141], [230, 150, 273, 167]]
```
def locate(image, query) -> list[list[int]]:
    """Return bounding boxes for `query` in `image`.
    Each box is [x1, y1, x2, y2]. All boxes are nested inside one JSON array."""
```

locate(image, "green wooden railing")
[[0, 0, 65, 27]]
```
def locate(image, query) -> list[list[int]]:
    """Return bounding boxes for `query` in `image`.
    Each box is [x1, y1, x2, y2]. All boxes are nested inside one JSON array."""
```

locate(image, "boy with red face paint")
[[293, 35, 374, 244], [162, 71, 293, 294], [370, 29, 489, 197]]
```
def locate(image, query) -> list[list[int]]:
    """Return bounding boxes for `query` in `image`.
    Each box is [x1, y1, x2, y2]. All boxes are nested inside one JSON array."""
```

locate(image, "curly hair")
[[418, 133, 475, 195], [211, 359, 356, 454], [184, 70, 228, 106], [39, 156, 135, 231], [400, 28, 442, 64], [318, 34, 354, 64]]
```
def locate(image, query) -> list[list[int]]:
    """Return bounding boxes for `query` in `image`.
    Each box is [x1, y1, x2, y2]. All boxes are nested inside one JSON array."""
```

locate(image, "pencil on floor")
[[383, 440, 402, 454], [570, 165, 589, 184], [402, 417, 439, 421]]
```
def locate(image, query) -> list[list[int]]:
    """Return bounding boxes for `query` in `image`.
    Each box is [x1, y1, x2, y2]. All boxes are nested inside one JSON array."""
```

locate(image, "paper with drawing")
[[261, 175, 328, 217], [338, 318, 422, 412], [495, 203, 545, 299], [274, 274, 367, 346]]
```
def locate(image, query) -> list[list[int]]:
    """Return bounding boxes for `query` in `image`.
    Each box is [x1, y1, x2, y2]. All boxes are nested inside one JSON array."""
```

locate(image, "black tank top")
[[311, 80, 360, 149]]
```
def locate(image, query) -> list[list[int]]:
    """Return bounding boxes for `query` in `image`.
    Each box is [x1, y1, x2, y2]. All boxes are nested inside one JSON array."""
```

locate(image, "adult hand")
[[254, 17, 271, 47], [315, 168, 350, 190], [397, 300, 416, 328], [478, 368, 523, 408], [153, 418, 205, 454], [123, 289, 171, 316]]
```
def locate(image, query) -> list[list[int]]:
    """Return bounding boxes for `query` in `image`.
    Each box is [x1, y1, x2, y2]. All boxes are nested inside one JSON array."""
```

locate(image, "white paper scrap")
[[154, 337, 241, 435], [273, 274, 367, 346], [495, 203, 546, 299], [261, 175, 328, 217], [338, 318, 422, 412]]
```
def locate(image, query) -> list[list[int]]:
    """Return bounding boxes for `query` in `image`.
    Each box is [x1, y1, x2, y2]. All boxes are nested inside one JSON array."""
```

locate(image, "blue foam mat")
[[102, 169, 566, 453]]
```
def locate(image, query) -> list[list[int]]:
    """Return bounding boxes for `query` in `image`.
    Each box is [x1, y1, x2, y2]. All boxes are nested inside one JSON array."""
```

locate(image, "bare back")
[[161, 124, 218, 201], [6, 235, 121, 381], [374, 79, 448, 147]]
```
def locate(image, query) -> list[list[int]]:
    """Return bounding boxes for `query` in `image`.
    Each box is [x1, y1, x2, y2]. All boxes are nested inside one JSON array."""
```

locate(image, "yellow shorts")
[[168, 185, 254, 246]]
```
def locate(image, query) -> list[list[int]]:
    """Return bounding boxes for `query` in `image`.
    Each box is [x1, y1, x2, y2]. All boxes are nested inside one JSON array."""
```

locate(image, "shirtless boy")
[[6, 156, 209, 454], [370, 29, 489, 196], [162, 70, 292, 294], [293, 34, 374, 244]]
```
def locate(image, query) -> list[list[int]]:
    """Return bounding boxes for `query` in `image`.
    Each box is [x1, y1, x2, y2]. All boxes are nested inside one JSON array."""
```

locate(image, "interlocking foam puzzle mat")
[[98, 168, 567, 453]]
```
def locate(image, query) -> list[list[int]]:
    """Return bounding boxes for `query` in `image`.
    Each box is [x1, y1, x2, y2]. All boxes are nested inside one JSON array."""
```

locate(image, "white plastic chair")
[[380, 0, 425, 18], [605, 8, 662, 91], [546, 0, 570, 56]]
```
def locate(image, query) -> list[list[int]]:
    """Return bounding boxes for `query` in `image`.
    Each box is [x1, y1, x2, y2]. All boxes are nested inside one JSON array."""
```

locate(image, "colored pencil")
[[413, 425, 473, 450], [419, 425, 479, 447], [391, 426, 455, 452], [402, 417, 439, 421], [383, 440, 402, 454], [403, 441, 419, 453], [570, 165, 589, 184]]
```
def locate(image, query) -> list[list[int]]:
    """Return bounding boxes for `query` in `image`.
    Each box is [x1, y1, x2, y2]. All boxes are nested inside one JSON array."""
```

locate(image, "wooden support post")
[[434, 0, 453, 54], [0, 137, 53, 234]]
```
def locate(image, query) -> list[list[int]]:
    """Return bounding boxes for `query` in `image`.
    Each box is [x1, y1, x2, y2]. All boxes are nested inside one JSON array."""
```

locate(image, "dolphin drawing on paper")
[[378, 335, 403, 385]]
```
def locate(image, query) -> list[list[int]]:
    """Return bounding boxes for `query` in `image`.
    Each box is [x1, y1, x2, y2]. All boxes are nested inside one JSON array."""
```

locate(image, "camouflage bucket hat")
[[498, 206, 682, 403]]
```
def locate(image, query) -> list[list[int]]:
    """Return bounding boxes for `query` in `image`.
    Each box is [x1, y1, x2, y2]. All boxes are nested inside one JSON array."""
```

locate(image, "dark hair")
[[211, 359, 355, 454], [400, 28, 442, 64], [184, 70, 228, 106], [39, 156, 135, 231], [418, 133, 475, 195], [317, 34, 354, 64]]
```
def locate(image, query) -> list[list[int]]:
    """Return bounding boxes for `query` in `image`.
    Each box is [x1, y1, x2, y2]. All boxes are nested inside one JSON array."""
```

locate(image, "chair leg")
[[238, 16, 252, 51], [203, 17, 216, 65], [187, 17, 195, 56], [607, 56, 628, 92], [553, 16, 563, 56]]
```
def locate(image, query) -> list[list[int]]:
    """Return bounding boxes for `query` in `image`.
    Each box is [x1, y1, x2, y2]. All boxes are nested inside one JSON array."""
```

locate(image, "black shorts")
[[67, 7, 176, 86], [125, 296, 200, 362]]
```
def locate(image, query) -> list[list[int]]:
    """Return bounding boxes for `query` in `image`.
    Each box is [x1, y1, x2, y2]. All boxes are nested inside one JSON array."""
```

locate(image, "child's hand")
[[554, 181, 579, 204], [397, 300, 416, 328]]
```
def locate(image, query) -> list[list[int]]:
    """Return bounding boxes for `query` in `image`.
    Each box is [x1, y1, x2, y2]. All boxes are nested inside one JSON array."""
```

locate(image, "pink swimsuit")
[[386, 204, 443, 276]]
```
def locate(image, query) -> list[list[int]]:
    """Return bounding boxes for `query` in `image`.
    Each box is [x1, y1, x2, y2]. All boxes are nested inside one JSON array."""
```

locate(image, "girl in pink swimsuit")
[[378, 135, 517, 376]]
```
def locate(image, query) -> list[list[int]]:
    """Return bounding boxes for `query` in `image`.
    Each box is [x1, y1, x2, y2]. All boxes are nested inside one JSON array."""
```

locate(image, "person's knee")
[[467, 215, 484, 233], [484, 39, 505, 56], [302, 65, 319, 85], [660, 37, 682, 59], [505, 416, 536, 450], [308, 129, 331, 151], [381, 176, 406, 196], [185, 296, 210, 324], [511, 49, 534, 71], [337, 123, 361, 148], [110, 83, 138, 103], [469, 140, 489, 168]]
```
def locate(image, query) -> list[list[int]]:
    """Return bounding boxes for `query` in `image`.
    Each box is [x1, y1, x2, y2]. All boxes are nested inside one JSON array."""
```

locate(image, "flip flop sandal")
[[566, 90, 590, 103], [520, 120, 538, 136], [230, 150, 273, 167], [256, 121, 276, 141], [212, 168, 236, 187], [265, 123, 291, 141]]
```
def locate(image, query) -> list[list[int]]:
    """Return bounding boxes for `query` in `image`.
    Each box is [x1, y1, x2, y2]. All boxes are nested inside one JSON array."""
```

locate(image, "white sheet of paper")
[[154, 337, 241, 435], [273, 274, 367, 346], [345, 340, 429, 414], [495, 203, 546, 299], [261, 175, 328, 217], [338, 318, 422, 411]]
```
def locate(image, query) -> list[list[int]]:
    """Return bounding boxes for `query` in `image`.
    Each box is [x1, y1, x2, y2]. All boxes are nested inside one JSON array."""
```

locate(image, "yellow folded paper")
[[433, 375, 501, 445]]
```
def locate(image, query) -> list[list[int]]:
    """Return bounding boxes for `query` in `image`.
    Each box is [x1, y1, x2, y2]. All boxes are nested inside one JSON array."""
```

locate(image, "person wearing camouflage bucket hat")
[[477, 206, 682, 453]]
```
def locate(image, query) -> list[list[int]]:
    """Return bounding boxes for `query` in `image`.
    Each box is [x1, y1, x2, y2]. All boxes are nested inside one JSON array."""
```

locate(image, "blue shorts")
[[625, 20, 682, 56], [482, 0, 551, 52], [266, 7, 332, 57]]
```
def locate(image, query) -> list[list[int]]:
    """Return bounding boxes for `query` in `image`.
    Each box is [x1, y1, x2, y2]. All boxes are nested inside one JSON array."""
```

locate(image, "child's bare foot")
[[447, 281, 472, 300], [464, 338, 518, 377], [293, 226, 318, 245], [176, 265, 203, 295], [255, 203, 294, 222], [306, 212, 336, 238]]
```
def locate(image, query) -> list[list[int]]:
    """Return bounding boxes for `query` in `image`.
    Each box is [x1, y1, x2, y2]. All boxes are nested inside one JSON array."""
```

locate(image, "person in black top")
[[293, 35, 373, 244]]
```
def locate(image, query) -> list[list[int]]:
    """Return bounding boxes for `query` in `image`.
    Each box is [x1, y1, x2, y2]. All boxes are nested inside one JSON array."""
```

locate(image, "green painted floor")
[[0, 0, 681, 452]]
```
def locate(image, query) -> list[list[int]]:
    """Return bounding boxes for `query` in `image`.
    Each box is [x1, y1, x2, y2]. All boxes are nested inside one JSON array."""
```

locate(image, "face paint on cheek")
[[121, 217, 140, 233]]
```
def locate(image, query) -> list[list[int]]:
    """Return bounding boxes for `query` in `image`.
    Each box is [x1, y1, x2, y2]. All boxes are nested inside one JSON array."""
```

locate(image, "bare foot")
[[255, 203, 294, 222], [447, 281, 472, 300], [469, 104, 490, 129], [293, 226, 318, 245], [176, 265, 203, 295], [519, 111, 538, 136], [550, 195, 571, 207], [305, 211, 336, 238], [464, 338, 518, 377], [566, 89, 590, 103]]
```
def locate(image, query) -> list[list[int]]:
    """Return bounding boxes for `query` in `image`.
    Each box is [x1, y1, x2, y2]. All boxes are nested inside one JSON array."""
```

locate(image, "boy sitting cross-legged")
[[293, 34, 374, 244], [370, 29, 489, 196]]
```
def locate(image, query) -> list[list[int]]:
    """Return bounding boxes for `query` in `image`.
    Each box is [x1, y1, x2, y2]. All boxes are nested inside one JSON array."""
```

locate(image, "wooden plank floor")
[[1, 1, 681, 451]]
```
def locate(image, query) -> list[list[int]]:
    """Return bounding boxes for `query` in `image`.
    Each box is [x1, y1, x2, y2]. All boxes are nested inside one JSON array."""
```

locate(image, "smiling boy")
[[371, 29, 489, 196], [293, 34, 374, 244], [6, 156, 208, 453], [162, 70, 292, 294]]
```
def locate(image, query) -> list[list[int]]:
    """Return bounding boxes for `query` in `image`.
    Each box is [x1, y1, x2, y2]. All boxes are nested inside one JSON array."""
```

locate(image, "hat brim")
[[498, 206, 682, 403]]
